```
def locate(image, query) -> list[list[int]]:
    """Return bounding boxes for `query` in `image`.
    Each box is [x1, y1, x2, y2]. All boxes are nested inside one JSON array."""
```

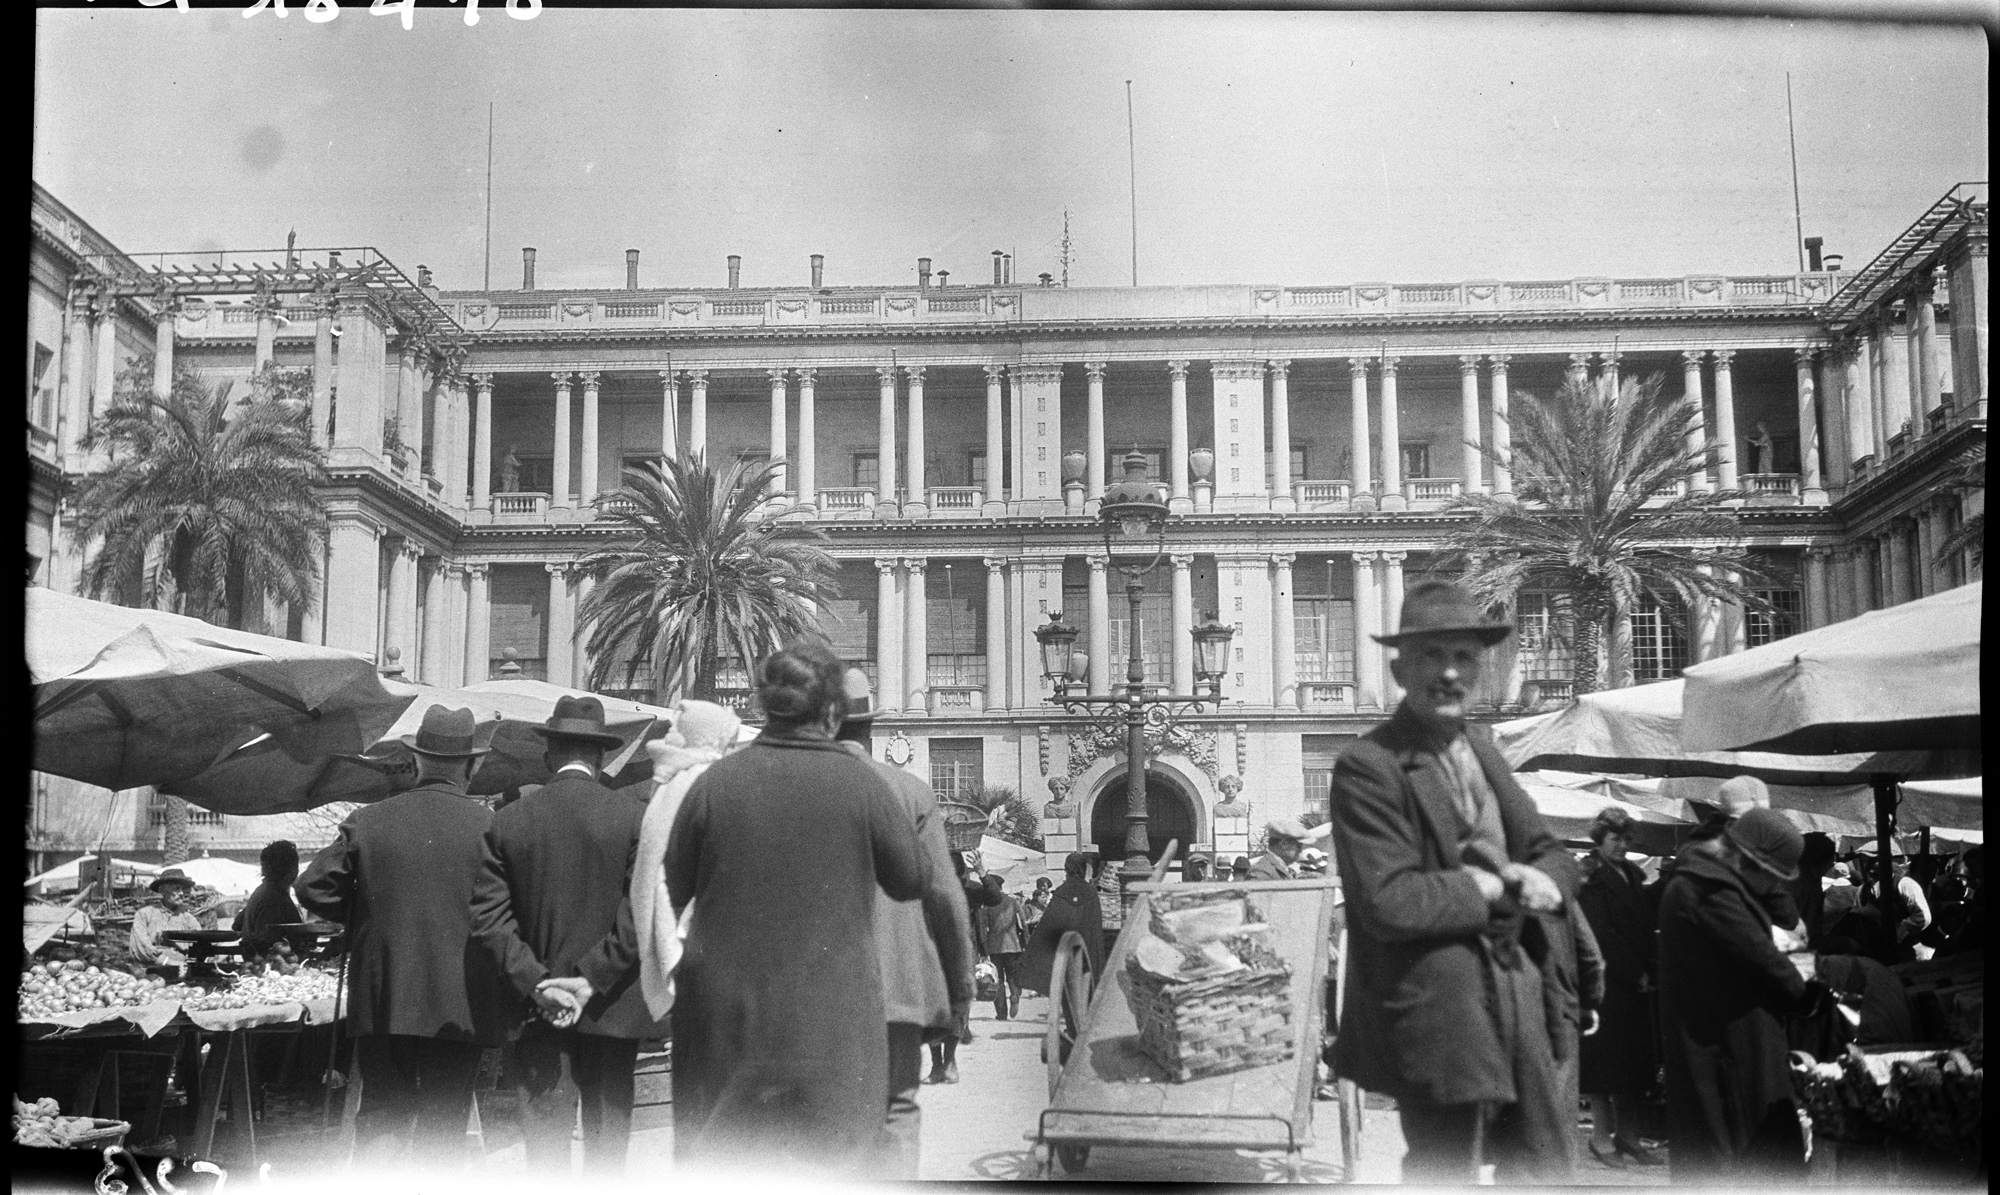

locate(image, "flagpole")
[[483, 102, 495, 293]]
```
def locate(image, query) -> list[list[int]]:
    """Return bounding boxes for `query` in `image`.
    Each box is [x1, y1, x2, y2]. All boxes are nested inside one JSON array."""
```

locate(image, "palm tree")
[[577, 453, 839, 702], [70, 361, 327, 863], [967, 786, 1044, 851], [1431, 372, 1774, 696], [1933, 442, 1984, 570], [71, 361, 327, 629]]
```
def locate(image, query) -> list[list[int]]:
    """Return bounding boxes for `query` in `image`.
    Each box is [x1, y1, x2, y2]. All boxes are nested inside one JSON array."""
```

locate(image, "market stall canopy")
[[23, 855, 163, 894], [168, 855, 265, 897], [977, 835, 1046, 894], [1491, 678, 1966, 784], [167, 676, 427, 815], [358, 678, 678, 796], [1681, 581, 1980, 759], [29, 589, 413, 794], [1902, 777, 1982, 830]]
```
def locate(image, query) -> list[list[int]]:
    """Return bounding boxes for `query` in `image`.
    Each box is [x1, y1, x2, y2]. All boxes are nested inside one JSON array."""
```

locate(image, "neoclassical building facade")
[[29, 182, 1986, 866]]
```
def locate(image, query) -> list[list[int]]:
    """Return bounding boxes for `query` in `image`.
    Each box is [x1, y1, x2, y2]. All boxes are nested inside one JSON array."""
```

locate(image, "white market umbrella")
[[1681, 581, 1980, 759], [29, 589, 413, 797], [22, 854, 164, 894], [169, 855, 265, 897], [976, 834, 1045, 893]]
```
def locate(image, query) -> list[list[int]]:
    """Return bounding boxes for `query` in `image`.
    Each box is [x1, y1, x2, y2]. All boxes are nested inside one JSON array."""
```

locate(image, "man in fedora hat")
[[297, 705, 516, 1171], [1248, 816, 1311, 881], [129, 869, 203, 969], [830, 666, 975, 1176], [1323, 580, 1579, 1184], [468, 694, 664, 1177]]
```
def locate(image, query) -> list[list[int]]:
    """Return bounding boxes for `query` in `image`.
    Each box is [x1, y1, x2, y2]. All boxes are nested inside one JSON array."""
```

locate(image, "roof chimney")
[[917, 257, 932, 290], [727, 255, 741, 290], [1004, 254, 1013, 285], [811, 254, 824, 289], [417, 265, 433, 289], [1038, 272, 1054, 287], [992, 250, 1005, 285], [1803, 236, 1825, 272], [626, 249, 640, 291], [522, 247, 537, 291], [937, 269, 950, 287], [1824, 253, 1844, 273]]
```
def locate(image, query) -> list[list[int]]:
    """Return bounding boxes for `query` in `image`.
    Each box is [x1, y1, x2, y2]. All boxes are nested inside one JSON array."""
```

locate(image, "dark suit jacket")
[[1326, 705, 1579, 1106], [469, 769, 664, 1039], [296, 781, 517, 1043], [849, 746, 976, 1027]]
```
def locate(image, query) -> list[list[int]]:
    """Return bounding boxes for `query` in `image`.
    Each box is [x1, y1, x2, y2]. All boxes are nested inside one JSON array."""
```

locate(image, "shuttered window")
[[489, 564, 549, 679]]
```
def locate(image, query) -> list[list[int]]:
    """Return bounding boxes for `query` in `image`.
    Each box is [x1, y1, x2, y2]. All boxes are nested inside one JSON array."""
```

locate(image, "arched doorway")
[[1090, 769, 1200, 864]]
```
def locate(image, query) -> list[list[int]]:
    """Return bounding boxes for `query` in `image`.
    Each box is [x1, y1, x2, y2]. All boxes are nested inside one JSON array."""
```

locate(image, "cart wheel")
[[1056, 1143, 1091, 1174], [1044, 931, 1093, 1099]]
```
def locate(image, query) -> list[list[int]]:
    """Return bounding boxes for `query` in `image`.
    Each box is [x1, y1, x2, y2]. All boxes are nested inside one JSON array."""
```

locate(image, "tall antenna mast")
[[1126, 80, 1139, 287], [1786, 72, 1805, 273], [1059, 210, 1074, 288], [483, 101, 495, 293]]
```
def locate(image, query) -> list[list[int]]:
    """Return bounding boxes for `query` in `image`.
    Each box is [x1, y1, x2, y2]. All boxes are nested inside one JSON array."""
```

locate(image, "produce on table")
[[13, 1094, 118, 1149], [1790, 1042, 1984, 1158], [15, 959, 200, 1021], [181, 968, 340, 1011]]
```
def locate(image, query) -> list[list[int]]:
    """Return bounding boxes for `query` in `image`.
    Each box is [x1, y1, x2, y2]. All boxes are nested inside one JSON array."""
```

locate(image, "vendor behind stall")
[[234, 840, 303, 956], [129, 869, 202, 968]]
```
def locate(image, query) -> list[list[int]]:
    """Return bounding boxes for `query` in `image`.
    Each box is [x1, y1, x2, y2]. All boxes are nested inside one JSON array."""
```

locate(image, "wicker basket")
[[1124, 890, 1295, 1082], [52, 1119, 130, 1150], [937, 801, 989, 853]]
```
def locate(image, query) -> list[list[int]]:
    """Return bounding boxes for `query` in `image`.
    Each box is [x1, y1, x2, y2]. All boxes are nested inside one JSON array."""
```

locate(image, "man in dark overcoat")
[[468, 694, 664, 1176], [1018, 852, 1106, 996], [1325, 581, 1580, 1185], [1658, 808, 1827, 1185], [296, 705, 517, 1170], [832, 667, 976, 1178]]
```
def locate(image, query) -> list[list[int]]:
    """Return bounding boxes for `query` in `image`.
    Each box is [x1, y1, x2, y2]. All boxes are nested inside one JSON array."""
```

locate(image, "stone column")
[[1378, 357, 1405, 511], [1170, 553, 1195, 696], [438, 563, 464, 683], [876, 559, 903, 713], [152, 300, 176, 402], [876, 365, 899, 514], [388, 540, 422, 671], [1458, 355, 1484, 493], [1804, 549, 1833, 629], [1352, 551, 1383, 710], [310, 295, 336, 450], [1713, 349, 1740, 491], [1087, 554, 1112, 695], [767, 368, 790, 498], [1692, 572, 1721, 663], [1269, 359, 1294, 511], [62, 293, 95, 465], [325, 517, 383, 659], [658, 369, 679, 459], [687, 368, 709, 459], [1601, 351, 1623, 391], [903, 557, 929, 711], [464, 564, 491, 682], [1723, 573, 1748, 655], [1880, 309, 1913, 443], [1489, 355, 1512, 496], [542, 563, 573, 683], [551, 372, 574, 507], [399, 345, 425, 477], [1819, 349, 1849, 493], [421, 557, 450, 683], [436, 368, 460, 503], [1854, 542, 1878, 614], [1271, 553, 1297, 708], [578, 370, 601, 505], [1945, 238, 1989, 420], [904, 366, 927, 516], [573, 573, 597, 687], [1168, 361, 1192, 513], [1914, 273, 1941, 421], [984, 557, 1007, 711], [1795, 349, 1827, 505], [1085, 361, 1108, 512], [1845, 338, 1874, 468], [93, 299, 119, 425], [983, 365, 1007, 514], [471, 373, 494, 509], [796, 367, 817, 509], [1682, 351, 1711, 491], [1567, 353, 1590, 387], [254, 295, 280, 371], [1380, 551, 1406, 703]]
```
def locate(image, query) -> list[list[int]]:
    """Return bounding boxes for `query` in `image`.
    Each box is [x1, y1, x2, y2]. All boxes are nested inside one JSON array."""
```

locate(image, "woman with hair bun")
[[1577, 806, 1664, 1169], [638, 640, 927, 1177]]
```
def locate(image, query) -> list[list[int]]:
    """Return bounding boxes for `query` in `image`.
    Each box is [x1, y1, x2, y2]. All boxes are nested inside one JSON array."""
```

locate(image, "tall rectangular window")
[[824, 562, 879, 688], [1300, 734, 1355, 822], [30, 342, 55, 429], [1107, 447, 1164, 482], [852, 452, 879, 490], [1516, 592, 1575, 682], [1108, 591, 1172, 686], [929, 738, 984, 804], [1401, 443, 1431, 480], [927, 565, 986, 687], [488, 565, 550, 679], [968, 450, 987, 489], [1631, 593, 1690, 682], [1264, 445, 1310, 489], [1746, 588, 1802, 648], [508, 455, 554, 495], [1295, 599, 1356, 682]]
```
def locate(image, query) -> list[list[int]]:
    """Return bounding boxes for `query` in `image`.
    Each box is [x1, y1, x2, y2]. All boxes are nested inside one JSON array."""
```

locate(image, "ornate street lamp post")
[[1035, 451, 1234, 909]]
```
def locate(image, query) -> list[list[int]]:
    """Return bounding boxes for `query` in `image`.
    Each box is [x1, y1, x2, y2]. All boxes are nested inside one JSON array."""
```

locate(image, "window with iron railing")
[[1295, 598, 1356, 682], [1108, 592, 1173, 686], [927, 655, 988, 687], [926, 574, 985, 685], [1745, 588, 1802, 648], [1631, 593, 1690, 682]]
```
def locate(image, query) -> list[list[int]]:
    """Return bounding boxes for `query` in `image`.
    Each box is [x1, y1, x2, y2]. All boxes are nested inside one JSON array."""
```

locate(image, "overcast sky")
[[33, 8, 1987, 293]]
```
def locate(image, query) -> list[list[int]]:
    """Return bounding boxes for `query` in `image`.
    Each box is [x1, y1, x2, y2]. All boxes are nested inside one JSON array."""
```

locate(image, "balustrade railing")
[[1294, 480, 1353, 507], [710, 298, 767, 318], [1298, 681, 1356, 712], [924, 294, 986, 314], [594, 493, 639, 519], [496, 302, 555, 321], [928, 686, 985, 714], [1406, 477, 1464, 504], [1742, 473, 1801, 502], [819, 296, 878, 315], [602, 301, 661, 319], [927, 486, 983, 513], [818, 487, 875, 514], [492, 491, 550, 521]]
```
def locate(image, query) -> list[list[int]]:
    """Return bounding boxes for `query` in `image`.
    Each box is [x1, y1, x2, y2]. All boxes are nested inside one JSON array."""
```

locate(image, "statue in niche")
[[1336, 446, 1352, 481], [1748, 422, 1775, 475], [499, 445, 521, 492]]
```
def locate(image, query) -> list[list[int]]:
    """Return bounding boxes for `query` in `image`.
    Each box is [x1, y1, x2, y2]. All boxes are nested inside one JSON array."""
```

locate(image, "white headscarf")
[[631, 699, 743, 1019]]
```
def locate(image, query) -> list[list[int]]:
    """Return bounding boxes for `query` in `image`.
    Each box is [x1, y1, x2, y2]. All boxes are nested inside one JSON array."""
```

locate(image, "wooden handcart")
[[1029, 848, 1352, 1181]]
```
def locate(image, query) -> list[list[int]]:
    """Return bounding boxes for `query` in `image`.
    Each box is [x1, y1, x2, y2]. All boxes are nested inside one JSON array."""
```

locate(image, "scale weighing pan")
[[263, 923, 340, 935], [160, 930, 245, 945]]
